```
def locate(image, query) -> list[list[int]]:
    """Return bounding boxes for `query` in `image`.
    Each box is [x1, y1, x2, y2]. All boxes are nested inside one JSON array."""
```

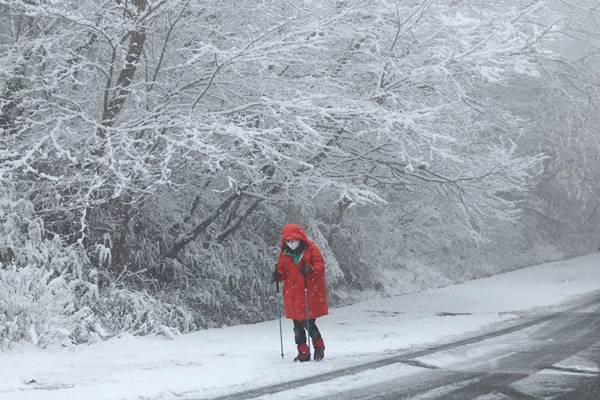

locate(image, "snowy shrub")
[[92, 288, 195, 338], [0, 264, 103, 349], [0, 193, 104, 348], [171, 234, 278, 327], [0, 263, 195, 348]]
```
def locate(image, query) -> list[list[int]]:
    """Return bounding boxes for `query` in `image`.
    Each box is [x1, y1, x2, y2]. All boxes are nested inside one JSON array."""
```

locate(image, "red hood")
[[280, 224, 308, 243]]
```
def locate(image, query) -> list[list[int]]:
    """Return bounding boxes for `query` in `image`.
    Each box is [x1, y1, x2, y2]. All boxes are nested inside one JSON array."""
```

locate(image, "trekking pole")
[[303, 275, 311, 350], [276, 280, 284, 359]]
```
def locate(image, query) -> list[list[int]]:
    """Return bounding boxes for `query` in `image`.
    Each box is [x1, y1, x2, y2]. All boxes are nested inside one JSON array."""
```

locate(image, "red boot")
[[294, 343, 310, 362], [313, 338, 325, 361]]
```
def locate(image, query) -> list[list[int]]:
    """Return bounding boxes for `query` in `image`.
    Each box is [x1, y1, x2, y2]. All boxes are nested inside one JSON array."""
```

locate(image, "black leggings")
[[293, 319, 321, 344]]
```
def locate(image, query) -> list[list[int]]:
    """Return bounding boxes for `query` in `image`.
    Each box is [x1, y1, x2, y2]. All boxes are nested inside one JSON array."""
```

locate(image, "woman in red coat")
[[273, 224, 328, 361]]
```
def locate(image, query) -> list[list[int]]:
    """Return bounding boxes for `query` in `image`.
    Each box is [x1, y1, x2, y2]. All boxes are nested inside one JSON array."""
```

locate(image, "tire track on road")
[[204, 293, 600, 400]]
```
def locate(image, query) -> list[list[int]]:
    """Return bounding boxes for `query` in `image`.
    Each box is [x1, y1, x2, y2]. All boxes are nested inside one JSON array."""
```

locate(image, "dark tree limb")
[[161, 192, 240, 259], [96, 0, 152, 156]]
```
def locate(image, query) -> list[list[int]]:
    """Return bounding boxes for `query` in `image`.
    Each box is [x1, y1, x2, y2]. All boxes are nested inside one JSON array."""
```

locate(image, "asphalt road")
[[210, 293, 600, 400]]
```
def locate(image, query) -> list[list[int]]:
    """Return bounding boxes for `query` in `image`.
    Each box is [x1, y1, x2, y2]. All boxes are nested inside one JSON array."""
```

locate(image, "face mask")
[[286, 240, 300, 250]]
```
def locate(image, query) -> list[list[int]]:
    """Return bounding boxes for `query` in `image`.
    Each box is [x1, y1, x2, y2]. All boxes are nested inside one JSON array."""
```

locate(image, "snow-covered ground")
[[1, 253, 599, 400]]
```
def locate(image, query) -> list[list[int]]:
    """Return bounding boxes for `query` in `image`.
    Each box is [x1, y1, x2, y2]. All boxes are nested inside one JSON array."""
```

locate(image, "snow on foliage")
[[0, 264, 91, 349], [0, 0, 598, 346]]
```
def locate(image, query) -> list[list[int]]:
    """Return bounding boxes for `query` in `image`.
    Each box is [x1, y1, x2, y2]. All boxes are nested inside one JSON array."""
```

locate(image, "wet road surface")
[[209, 294, 600, 400]]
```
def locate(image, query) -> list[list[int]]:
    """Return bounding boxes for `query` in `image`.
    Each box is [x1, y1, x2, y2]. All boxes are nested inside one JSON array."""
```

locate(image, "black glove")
[[271, 270, 281, 283], [300, 264, 314, 276]]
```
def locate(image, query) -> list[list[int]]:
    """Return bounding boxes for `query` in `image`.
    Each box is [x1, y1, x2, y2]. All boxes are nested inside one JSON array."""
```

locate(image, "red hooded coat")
[[276, 224, 329, 320]]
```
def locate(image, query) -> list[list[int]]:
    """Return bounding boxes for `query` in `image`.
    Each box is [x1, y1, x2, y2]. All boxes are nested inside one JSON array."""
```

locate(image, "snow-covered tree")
[[1, 0, 591, 343]]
